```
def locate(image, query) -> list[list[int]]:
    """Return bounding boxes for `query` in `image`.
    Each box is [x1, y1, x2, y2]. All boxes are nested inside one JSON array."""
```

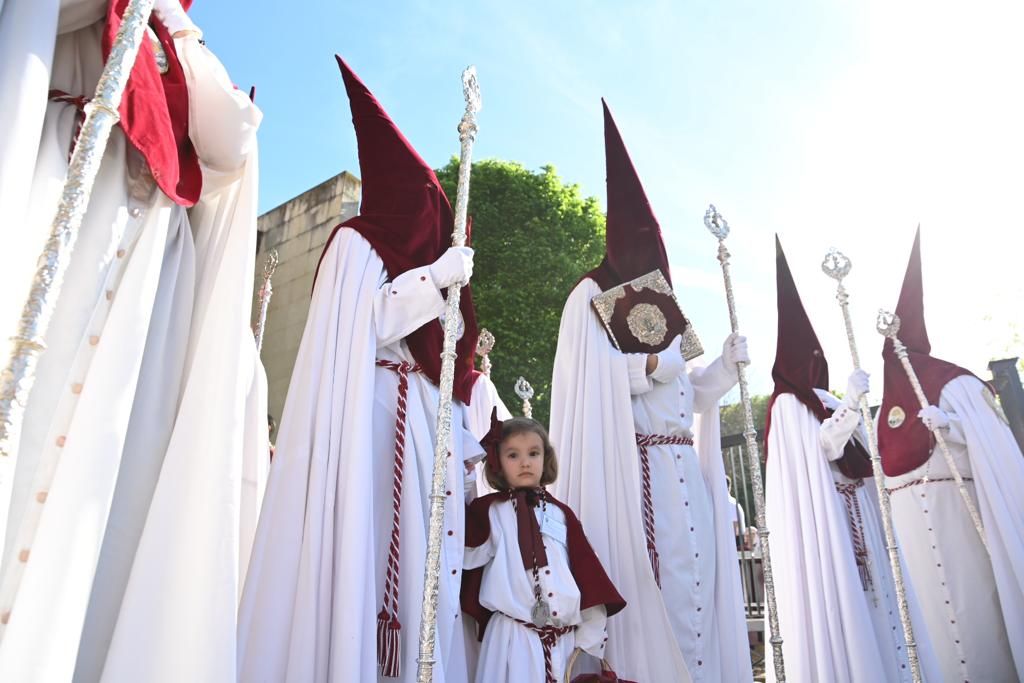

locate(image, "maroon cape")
[[461, 491, 626, 640], [104, 0, 201, 206]]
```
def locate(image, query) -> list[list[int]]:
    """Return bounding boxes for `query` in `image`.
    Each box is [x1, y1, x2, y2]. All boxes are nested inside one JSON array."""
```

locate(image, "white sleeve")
[[372, 265, 446, 348], [575, 605, 609, 658], [690, 357, 738, 413], [178, 36, 262, 173], [818, 403, 863, 461], [937, 394, 968, 446], [626, 354, 653, 396], [463, 516, 498, 570]]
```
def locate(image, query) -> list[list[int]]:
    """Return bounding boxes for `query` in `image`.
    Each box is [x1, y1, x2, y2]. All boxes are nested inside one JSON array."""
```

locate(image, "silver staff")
[[876, 310, 989, 552], [253, 250, 279, 353], [822, 250, 922, 682], [0, 0, 156, 640], [416, 66, 481, 683], [476, 328, 495, 376], [703, 205, 785, 681], [514, 377, 534, 419]]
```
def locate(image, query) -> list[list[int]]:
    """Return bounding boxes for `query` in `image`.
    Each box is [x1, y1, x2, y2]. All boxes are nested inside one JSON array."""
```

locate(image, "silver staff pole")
[[416, 66, 481, 683], [0, 0, 156, 639], [475, 328, 495, 376], [703, 205, 785, 681], [876, 310, 989, 552], [253, 250, 279, 353], [514, 377, 534, 419], [822, 250, 922, 682]]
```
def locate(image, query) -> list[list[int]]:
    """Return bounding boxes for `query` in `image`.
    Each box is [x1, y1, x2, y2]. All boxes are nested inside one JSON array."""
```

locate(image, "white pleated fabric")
[[886, 375, 1024, 681], [765, 393, 941, 682]]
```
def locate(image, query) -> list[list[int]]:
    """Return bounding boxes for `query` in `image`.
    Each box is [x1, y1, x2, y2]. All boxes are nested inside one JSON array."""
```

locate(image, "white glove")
[[843, 369, 870, 408], [650, 335, 685, 383], [917, 405, 950, 431], [721, 332, 749, 372], [429, 246, 474, 289], [153, 0, 201, 37]]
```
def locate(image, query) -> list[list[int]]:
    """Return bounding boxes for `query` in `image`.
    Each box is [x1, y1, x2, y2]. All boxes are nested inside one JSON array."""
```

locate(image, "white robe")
[[464, 499, 608, 683], [238, 228, 498, 683], [550, 277, 752, 683], [0, 4, 267, 680], [886, 374, 1024, 681], [765, 392, 941, 682]]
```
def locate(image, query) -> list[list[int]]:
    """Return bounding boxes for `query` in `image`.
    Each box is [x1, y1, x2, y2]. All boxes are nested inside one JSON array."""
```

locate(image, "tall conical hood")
[[764, 237, 872, 478], [879, 227, 973, 476], [584, 100, 672, 291], [318, 56, 480, 404], [769, 236, 830, 417]]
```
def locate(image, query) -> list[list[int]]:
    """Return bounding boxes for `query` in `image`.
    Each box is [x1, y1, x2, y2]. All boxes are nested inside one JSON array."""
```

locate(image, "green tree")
[[436, 159, 606, 426], [719, 394, 771, 438]]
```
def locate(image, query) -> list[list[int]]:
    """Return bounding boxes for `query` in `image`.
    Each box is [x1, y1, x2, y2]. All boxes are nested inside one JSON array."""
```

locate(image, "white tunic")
[[239, 229, 496, 683], [0, 4, 265, 680], [887, 375, 1024, 682], [464, 498, 607, 683], [626, 346, 742, 681], [765, 392, 941, 682]]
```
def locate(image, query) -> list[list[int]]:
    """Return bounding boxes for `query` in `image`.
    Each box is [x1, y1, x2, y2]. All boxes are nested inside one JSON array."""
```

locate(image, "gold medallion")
[[887, 406, 906, 429]]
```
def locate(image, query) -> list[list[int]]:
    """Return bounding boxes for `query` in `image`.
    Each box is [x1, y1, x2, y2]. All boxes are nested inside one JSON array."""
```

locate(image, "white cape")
[[765, 394, 940, 682], [946, 378, 1024, 678]]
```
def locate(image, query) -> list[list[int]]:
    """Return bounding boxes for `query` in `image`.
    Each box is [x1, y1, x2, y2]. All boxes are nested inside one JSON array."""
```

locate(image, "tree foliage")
[[436, 159, 606, 426]]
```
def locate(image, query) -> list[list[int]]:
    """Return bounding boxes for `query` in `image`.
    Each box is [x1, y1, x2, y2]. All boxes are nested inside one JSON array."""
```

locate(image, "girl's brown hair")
[[485, 417, 559, 491]]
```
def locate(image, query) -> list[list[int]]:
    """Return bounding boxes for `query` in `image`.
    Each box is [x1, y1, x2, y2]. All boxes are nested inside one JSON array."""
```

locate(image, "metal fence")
[[721, 431, 765, 633]]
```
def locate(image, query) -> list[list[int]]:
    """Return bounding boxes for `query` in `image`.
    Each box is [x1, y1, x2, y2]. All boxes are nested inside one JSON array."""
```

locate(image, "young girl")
[[462, 411, 626, 683]]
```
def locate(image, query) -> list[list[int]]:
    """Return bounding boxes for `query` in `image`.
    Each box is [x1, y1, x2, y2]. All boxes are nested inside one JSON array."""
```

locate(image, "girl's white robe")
[[464, 498, 607, 683]]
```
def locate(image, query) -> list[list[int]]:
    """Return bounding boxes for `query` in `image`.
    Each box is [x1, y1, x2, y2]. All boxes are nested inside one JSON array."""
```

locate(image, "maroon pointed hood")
[[318, 56, 480, 404], [764, 237, 872, 478], [879, 228, 973, 476], [584, 100, 672, 291], [768, 236, 830, 421]]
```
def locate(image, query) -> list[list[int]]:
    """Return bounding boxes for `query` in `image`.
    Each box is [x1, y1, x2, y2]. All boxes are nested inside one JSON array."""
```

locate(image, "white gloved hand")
[[843, 369, 870, 408], [650, 335, 686, 383], [917, 405, 950, 431], [429, 246, 474, 289], [721, 332, 749, 372], [153, 0, 201, 37]]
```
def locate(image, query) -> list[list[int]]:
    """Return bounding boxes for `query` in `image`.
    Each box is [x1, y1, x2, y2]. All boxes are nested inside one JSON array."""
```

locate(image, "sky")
[[193, 0, 1024, 400]]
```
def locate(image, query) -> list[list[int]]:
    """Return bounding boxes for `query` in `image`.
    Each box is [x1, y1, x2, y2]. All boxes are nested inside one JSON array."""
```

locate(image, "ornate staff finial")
[[876, 309, 901, 340], [821, 248, 852, 282], [475, 328, 495, 376], [514, 377, 535, 419], [703, 204, 730, 240], [253, 249, 280, 353], [822, 260, 922, 682]]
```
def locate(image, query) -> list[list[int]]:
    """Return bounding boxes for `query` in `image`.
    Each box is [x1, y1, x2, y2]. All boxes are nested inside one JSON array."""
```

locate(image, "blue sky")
[[193, 0, 1023, 398]]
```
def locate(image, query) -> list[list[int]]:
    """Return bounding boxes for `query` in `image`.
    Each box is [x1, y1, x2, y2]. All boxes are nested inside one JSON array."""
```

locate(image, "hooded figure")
[[0, 1, 267, 680], [238, 57, 503, 683], [763, 237, 940, 682], [548, 100, 751, 682], [879, 228, 1024, 682]]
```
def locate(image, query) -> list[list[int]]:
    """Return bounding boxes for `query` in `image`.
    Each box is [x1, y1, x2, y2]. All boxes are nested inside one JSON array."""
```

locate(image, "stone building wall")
[[252, 171, 361, 422]]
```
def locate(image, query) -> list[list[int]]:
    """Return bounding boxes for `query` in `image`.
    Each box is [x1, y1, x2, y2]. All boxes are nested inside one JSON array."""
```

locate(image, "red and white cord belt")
[[885, 475, 973, 494], [374, 359, 423, 678], [511, 615, 575, 683], [834, 479, 873, 591], [48, 89, 91, 162], [634, 433, 694, 587]]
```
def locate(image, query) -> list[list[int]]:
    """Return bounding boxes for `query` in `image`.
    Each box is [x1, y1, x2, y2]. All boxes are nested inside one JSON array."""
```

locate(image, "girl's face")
[[498, 431, 545, 489]]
